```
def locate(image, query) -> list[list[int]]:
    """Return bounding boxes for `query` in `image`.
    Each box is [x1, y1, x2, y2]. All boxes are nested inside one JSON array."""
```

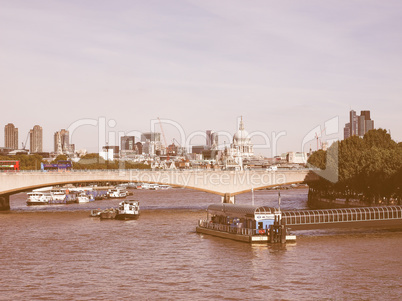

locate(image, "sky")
[[1, 0, 402, 156]]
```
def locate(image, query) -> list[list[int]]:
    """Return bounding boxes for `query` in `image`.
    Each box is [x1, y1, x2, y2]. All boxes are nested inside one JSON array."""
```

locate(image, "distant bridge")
[[0, 169, 310, 210]]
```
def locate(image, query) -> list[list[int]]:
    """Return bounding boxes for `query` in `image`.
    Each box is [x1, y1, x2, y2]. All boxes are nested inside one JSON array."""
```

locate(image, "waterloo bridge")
[[0, 169, 311, 210]]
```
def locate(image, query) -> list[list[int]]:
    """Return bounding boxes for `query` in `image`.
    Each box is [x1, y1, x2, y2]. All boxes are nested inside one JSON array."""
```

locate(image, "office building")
[[121, 136, 135, 151], [54, 129, 72, 154], [141, 132, 162, 156], [343, 110, 375, 139], [206, 130, 218, 149]]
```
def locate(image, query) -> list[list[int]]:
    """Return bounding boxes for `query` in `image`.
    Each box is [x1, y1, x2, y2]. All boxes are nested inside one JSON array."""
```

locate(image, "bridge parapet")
[[0, 169, 310, 209]]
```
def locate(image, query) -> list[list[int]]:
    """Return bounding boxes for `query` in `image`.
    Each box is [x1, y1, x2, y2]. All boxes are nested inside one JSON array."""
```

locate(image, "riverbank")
[[307, 188, 401, 209]]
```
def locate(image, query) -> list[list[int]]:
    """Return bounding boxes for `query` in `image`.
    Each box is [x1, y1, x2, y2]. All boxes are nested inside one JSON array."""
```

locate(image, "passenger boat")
[[196, 203, 296, 243], [159, 185, 171, 190], [26, 192, 53, 205], [50, 188, 67, 201], [115, 200, 140, 220], [107, 188, 127, 198], [77, 192, 94, 203]]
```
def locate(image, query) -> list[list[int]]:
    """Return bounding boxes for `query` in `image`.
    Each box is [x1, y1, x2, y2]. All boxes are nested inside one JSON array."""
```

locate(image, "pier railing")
[[282, 206, 402, 226], [198, 220, 265, 236]]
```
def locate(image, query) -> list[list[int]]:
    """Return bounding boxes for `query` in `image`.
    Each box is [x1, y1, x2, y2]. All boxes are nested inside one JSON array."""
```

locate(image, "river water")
[[1, 188, 401, 300]]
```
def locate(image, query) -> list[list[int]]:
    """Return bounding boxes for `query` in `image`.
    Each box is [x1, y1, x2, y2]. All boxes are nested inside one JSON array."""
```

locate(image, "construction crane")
[[315, 127, 326, 151], [21, 132, 30, 150], [157, 117, 169, 160], [172, 138, 181, 146]]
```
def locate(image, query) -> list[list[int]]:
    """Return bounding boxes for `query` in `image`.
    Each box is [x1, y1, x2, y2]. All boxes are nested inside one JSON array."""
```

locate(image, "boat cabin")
[[205, 204, 281, 233]]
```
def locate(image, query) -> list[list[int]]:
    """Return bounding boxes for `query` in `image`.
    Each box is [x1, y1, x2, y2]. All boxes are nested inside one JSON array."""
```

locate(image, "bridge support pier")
[[221, 193, 235, 204], [0, 195, 10, 211]]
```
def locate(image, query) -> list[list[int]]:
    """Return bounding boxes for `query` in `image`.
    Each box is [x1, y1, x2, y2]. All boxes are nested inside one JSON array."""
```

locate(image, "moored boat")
[[107, 188, 127, 198], [149, 184, 160, 190], [196, 203, 295, 243], [90, 209, 101, 217], [77, 192, 94, 203], [26, 192, 53, 205], [115, 200, 140, 220], [99, 208, 117, 219], [50, 188, 67, 201]]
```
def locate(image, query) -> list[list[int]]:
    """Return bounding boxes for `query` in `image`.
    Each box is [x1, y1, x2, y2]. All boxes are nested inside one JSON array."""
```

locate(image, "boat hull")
[[100, 211, 117, 219], [196, 226, 252, 243], [26, 201, 49, 206], [115, 213, 139, 220], [196, 226, 296, 243]]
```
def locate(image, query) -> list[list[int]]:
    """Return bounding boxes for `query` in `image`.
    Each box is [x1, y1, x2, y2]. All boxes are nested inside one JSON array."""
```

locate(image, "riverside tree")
[[307, 129, 402, 205]]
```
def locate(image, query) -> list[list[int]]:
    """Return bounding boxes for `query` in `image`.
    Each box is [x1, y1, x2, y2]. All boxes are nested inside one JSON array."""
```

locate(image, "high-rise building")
[[206, 130, 218, 149], [141, 132, 161, 142], [344, 110, 374, 139], [54, 129, 71, 154], [360, 110, 371, 121], [365, 119, 374, 132], [358, 115, 366, 137], [4, 123, 18, 150], [30, 125, 43, 153], [343, 123, 350, 140], [121, 136, 135, 151], [349, 110, 358, 137], [141, 132, 162, 155], [136, 142, 143, 154]]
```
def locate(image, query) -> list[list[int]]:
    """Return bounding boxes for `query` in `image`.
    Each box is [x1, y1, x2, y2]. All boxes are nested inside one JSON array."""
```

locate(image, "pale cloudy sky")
[[1, 0, 402, 155]]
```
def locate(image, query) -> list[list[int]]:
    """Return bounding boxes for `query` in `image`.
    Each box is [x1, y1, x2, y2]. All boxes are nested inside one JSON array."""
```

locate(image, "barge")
[[196, 203, 295, 243]]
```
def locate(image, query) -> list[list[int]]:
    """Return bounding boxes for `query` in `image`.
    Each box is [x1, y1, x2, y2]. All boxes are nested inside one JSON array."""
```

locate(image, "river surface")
[[1, 188, 401, 300]]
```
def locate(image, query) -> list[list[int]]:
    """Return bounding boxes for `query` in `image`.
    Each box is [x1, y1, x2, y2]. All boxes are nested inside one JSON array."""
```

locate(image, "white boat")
[[108, 188, 127, 198], [159, 185, 171, 190], [50, 188, 67, 201], [115, 200, 140, 220], [138, 183, 151, 190], [149, 184, 160, 190], [77, 192, 94, 203], [26, 192, 53, 205]]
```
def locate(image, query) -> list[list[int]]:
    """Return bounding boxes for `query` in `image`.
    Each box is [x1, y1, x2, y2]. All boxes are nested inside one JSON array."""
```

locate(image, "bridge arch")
[[0, 169, 310, 209]]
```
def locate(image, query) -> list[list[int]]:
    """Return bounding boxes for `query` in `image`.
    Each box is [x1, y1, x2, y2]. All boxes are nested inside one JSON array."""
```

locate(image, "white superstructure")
[[26, 192, 53, 205]]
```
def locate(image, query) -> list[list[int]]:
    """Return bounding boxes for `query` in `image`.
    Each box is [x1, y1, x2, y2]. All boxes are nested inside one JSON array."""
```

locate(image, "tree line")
[[307, 129, 402, 205], [0, 153, 151, 170]]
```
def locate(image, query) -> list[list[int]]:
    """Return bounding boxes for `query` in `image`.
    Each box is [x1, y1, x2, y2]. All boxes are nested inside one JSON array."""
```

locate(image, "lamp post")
[[106, 142, 109, 170]]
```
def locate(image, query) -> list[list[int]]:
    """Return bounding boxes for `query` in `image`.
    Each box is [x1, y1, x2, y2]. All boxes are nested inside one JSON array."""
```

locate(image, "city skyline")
[[1, 1, 402, 154], [0, 109, 384, 157]]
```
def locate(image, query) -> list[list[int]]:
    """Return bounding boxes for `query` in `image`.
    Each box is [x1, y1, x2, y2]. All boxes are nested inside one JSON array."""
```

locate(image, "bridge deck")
[[282, 206, 402, 230]]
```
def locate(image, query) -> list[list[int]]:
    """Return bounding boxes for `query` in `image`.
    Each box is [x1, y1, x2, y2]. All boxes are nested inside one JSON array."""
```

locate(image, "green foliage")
[[72, 153, 151, 170], [307, 129, 402, 203], [307, 149, 326, 169], [52, 154, 68, 163], [0, 154, 44, 170]]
